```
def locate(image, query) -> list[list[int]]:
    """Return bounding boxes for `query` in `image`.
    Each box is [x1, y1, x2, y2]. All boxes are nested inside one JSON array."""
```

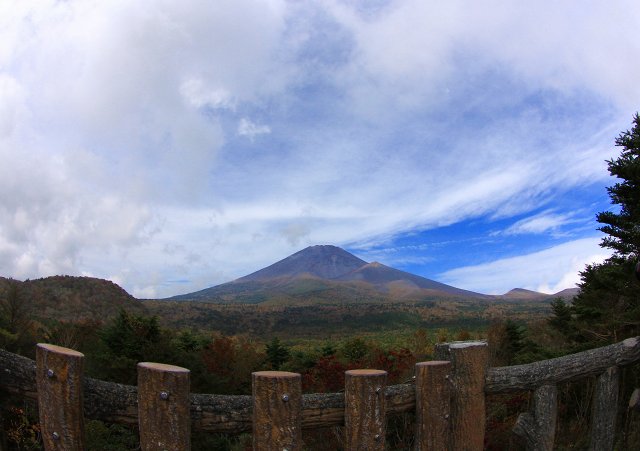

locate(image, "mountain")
[[499, 288, 549, 300], [498, 287, 579, 301], [0, 275, 147, 322], [552, 287, 580, 299], [238, 245, 368, 281], [336, 261, 484, 298], [170, 245, 488, 303]]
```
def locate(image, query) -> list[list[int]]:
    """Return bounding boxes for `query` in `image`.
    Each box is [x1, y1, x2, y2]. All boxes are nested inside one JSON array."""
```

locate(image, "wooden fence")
[[1, 337, 639, 450]]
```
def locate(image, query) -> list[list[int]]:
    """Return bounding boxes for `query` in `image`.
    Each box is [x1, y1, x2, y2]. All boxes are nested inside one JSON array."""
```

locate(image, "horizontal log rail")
[[486, 336, 640, 393], [1, 337, 639, 434]]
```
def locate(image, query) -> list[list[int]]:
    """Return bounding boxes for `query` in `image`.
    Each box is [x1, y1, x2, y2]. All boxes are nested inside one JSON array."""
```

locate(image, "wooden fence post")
[[252, 371, 302, 451], [436, 341, 488, 451], [589, 366, 619, 451], [414, 361, 451, 451], [35, 343, 85, 451], [137, 362, 191, 451], [344, 369, 387, 451], [512, 384, 557, 450]]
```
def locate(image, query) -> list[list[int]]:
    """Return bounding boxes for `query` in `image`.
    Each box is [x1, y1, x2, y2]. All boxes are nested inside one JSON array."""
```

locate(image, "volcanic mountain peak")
[[170, 244, 488, 303], [237, 244, 367, 282]]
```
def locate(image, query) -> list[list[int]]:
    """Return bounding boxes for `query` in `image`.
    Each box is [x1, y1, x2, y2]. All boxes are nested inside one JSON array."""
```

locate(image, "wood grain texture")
[[512, 384, 557, 451], [436, 341, 488, 451], [486, 337, 639, 393], [35, 343, 85, 451], [252, 371, 302, 451], [589, 366, 619, 451], [414, 361, 451, 451], [344, 369, 387, 451], [137, 362, 191, 451]]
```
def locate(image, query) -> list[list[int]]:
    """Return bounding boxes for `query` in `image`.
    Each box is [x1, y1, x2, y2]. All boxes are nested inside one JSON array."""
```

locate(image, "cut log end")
[[252, 371, 300, 379], [137, 362, 190, 373], [449, 341, 487, 349], [36, 343, 84, 358], [345, 369, 387, 377]]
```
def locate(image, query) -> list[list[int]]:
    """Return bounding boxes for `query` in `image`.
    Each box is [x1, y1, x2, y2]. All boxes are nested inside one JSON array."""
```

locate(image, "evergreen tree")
[[95, 310, 168, 384], [597, 112, 640, 257], [572, 113, 640, 343], [265, 337, 290, 370], [549, 298, 572, 332]]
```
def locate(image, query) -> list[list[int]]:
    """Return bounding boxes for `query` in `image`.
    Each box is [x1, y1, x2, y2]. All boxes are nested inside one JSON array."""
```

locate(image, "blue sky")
[[1, 1, 639, 298]]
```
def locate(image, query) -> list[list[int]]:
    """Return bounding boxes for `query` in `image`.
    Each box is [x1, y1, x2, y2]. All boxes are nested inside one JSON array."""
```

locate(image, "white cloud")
[[438, 237, 611, 295], [330, 1, 640, 113], [502, 211, 575, 236], [238, 118, 271, 139], [181, 79, 236, 111]]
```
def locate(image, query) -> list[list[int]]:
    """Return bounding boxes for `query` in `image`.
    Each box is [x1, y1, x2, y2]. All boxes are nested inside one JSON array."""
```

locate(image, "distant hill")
[[500, 288, 550, 300], [498, 287, 579, 301], [170, 245, 489, 304], [0, 275, 147, 323], [551, 287, 580, 299]]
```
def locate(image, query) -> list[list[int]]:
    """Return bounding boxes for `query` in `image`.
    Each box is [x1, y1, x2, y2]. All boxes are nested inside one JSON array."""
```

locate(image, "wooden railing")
[[1, 337, 639, 450]]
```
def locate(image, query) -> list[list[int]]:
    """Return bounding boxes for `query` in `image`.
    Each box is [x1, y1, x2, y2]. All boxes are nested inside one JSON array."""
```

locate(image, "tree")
[[548, 298, 573, 334], [94, 310, 167, 384], [572, 113, 640, 343], [0, 279, 35, 354], [265, 337, 290, 370], [340, 337, 370, 363], [0, 280, 31, 335], [596, 113, 640, 257], [203, 335, 236, 378], [100, 310, 162, 361]]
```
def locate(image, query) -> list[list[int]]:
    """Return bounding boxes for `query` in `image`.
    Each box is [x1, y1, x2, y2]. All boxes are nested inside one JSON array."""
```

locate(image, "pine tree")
[[549, 297, 573, 334], [265, 337, 290, 370], [572, 113, 640, 343], [597, 112, 640, 257]]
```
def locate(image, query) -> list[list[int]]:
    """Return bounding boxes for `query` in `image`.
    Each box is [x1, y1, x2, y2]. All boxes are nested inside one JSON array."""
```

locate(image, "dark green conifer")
[[572, 113, 640, 343], [265, 337, 290, 370]]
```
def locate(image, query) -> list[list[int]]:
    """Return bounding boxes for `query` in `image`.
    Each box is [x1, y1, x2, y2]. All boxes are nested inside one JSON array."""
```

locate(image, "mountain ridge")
[[0, 275, 147, 323], [169, 245, 572, 304]]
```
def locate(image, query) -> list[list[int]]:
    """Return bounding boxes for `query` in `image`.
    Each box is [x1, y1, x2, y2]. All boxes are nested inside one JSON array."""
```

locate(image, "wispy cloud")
[[500, 211, 576, 236], [438, 237, 610, 295], [237, 118, 271, 139]]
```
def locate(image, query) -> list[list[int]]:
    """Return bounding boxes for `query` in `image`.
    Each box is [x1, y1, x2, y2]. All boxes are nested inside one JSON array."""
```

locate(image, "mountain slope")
[[238, 245, 368, 281], [337, 262, 486, 298], [170, 245, 487, 303], [500, 288, 549, 300], [0, 275, 147, 322], [498, 287, 580, 301]]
